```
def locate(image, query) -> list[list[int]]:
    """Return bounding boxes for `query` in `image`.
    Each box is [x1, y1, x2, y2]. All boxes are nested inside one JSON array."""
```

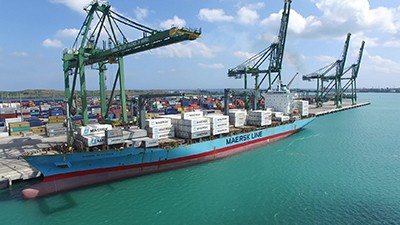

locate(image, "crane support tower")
[[63, 1, 201, 125], [303, 33, 355, 108], [227, 0, 291, 109], [341, 41, 365, 105]]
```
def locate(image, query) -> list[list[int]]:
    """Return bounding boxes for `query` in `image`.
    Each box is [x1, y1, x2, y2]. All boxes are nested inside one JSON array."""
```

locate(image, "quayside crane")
[[227, 0, 291, 109], [302, 33, 351, 108], [341, 41, 365, 105], [63, 1, 201, 125]]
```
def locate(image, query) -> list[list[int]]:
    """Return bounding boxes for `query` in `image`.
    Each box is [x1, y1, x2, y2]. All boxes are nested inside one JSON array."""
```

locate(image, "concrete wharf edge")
[[0, 135, 66, 189], [308, 101, 370, 117], [0, 101, 370, 189]]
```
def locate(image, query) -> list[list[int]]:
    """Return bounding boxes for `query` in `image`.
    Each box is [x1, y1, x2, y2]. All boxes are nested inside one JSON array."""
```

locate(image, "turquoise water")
[[1, 93, 400, 225]]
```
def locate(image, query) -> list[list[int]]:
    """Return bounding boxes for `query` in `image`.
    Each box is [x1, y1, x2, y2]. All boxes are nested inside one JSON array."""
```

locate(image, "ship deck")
[[0, 101, 370, 189]]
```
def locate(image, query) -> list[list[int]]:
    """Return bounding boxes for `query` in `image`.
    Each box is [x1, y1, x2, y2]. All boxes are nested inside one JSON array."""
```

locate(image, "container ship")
[[21, 90, 315, 199]]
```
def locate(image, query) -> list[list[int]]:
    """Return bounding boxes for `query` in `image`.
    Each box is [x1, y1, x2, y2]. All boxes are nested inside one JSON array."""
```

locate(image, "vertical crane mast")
[[335, 33, 351, 107], [227, 0, 292, 109], [268, 0, 291, 80]]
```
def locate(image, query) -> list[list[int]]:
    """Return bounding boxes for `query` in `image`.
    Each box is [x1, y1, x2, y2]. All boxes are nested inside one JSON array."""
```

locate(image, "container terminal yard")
[[0, 0, 370, 197]]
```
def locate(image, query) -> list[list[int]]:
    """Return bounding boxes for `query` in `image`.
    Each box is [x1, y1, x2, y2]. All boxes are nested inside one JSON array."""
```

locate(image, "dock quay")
[[308, 101, 370, 117], [0, 135, 66, 189]]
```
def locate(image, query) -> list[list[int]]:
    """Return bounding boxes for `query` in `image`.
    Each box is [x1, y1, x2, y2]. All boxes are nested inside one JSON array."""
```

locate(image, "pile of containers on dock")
[[45, 116, 66, 137]]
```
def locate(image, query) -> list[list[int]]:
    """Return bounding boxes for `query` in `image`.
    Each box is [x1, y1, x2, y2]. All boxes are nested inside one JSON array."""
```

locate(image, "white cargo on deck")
[[176, 117, 210, 126], [123, 129, 147, 139], [205, 114, 229, 124], [181, 111, 203, 120], [77, 134, 105, 147], [175, 124, 210, 133], [146, 125, 174, 135], [145, 118, 171, 128], [293, 100, 309, 116], [77, 124, 113, 136], [176, 130, 211, 139], [132, 137, 159, 148], [263, 91, 295, 114], [228, 109, 247, 127], [212, 127, 229, 135], [247, 110, 272, 126]]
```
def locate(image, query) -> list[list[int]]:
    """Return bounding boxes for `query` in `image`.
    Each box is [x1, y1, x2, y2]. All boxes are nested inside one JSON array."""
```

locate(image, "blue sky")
[[0, 0, 399, 91]]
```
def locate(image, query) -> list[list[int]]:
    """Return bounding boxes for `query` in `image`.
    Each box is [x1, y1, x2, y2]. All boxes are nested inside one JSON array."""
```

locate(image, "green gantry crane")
[[227, 0, 291, 109], [63, 1, 201, 125], [341, 41, 365, 105], [302, 33, 352, 108]]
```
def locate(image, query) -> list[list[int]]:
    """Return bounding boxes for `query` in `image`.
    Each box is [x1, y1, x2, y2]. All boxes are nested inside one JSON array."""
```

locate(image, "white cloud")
[[383, 39, 400, 48], [198, 63, 224, 69], [261, 9, 321, 37], [42, 38, 64, 48], [237, 7, 259, 25], [152, 41, 219, 58], [160, 16, 186, 29], [198, 8, 234, 22], [364, 54, 400, 74], [11, 52, 29, 57], [56, 28, 79, 38], [313, 0, 398, 33], [316, 55, 337, 64], [50, 0, 91, 14], [134, 7, 149, 21], [233, 51, 254, 60]]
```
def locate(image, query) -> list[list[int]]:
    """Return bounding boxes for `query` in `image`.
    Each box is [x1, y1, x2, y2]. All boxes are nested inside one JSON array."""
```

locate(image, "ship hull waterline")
[[22, 117, 314, 199]]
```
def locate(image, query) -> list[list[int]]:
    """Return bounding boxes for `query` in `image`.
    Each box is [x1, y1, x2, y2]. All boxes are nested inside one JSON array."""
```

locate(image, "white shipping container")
[[106, 136, 124, 145], [178, 118, 210, 126], [247, 118, 272, 126], [274, 115, 290, 122], [79, 134, 105, 147], [205, 114, 229, 124], [132, 137, 159, 148], [181, 111, 203, 120], [149, 132, 175, 140], [248, 110, 272, 118], [212, 127, 229, 135], [176, 130, 211, 139], [146, 125, 174, 134], [272, 112, 284, 117], [211, 121, 230, 130], [5, 117, 22, 131], [176, 124, 210, 133], [77, 124, 112, 136], [122, 129, 148, 139], [145, 118, 171, 128]]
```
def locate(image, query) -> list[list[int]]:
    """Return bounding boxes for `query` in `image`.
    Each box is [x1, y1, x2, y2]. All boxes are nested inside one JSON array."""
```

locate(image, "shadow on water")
[[36, 193, 77, 215]]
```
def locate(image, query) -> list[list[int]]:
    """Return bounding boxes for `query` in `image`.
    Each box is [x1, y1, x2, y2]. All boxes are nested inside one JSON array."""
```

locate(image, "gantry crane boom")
[[63, 1, 201, 126]]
